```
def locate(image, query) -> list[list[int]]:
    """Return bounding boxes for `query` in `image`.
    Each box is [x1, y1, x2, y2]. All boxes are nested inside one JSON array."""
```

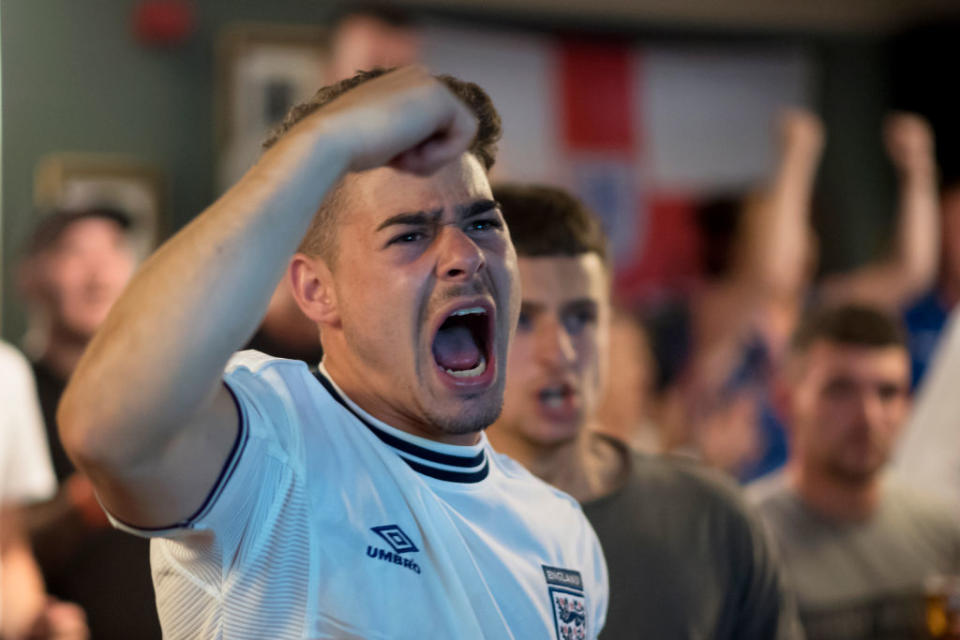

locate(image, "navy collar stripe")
[[313, 371, 488, 483], [402, 455, 490, 483]]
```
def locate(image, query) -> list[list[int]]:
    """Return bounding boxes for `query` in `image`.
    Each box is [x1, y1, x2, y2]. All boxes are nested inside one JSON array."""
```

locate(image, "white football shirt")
[[0, 340, 57, 627], [110, 351, 608, 639]]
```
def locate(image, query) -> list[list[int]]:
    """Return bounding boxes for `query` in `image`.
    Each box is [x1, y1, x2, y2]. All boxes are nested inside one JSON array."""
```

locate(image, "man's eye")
[[563, 310, 597, 335], [389, 231, 425, 245], [467, 219, 502, 232]]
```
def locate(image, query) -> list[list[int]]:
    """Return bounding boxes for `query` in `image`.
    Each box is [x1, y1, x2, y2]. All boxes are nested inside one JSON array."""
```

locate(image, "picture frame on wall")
[[33, 152, 165, 260], [215, 22, 330, 192]]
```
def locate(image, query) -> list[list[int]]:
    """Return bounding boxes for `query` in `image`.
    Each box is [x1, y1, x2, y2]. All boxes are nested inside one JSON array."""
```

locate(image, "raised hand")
[[777, 107, 825, 160], [884, 112, 935, 178], [268, 66, 478, 178]]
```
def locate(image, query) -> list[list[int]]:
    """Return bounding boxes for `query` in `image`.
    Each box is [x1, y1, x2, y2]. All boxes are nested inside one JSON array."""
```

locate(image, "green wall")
[[0, 0, 334, 340]]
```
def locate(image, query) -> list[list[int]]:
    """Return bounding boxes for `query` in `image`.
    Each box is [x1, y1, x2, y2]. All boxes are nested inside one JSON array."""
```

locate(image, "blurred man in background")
[[17, 208, 160, 639], [748, 304, 960, 640], [487, 183, 800, 639], [328, 2, 421, 82], [0, 340, 87, 640]]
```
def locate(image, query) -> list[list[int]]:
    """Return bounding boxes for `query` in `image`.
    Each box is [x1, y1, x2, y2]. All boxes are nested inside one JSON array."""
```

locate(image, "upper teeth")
[[451, 307, 486, 317]]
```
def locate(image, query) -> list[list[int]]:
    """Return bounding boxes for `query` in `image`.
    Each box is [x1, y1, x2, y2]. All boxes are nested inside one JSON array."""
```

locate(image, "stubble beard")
[[427, 387, 505, 436]]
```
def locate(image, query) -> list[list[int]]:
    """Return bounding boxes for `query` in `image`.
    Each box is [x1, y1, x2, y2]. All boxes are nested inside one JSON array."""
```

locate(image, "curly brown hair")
[[262, 67, 501, 265]]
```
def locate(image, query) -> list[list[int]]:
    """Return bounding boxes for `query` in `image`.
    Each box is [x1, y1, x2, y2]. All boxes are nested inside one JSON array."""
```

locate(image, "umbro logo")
[[365, 524, 422, 575], [372, 524, 419, 554]]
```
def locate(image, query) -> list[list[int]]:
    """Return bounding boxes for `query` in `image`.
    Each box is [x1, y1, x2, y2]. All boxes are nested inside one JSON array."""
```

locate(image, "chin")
[[527, 422, 581, 449], [828, 459, 884, 484], [429, 393, 504, 435]]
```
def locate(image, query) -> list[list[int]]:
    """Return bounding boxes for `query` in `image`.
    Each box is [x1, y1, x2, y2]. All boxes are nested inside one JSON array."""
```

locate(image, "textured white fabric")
[[0, 340, 57, 628], [0, 340, 56, 504], [894, 309, 960, 510], [110, 351, 608, 639]]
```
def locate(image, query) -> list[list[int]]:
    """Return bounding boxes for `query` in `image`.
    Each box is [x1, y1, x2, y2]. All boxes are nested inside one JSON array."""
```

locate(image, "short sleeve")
[[0, 343, 56, 504], [107, 352, 305, 554]]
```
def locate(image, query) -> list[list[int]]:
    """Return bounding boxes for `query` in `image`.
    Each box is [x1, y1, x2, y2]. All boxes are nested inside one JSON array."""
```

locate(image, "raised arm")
[[58, 67, 478, 528], [735, 108, 824, 300], [821, 113, 940, 309], [693, 109, 823, 358]]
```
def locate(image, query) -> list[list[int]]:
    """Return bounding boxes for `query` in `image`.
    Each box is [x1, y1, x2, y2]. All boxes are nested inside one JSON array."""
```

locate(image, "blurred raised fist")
[[777, 107, 825, 158], [884, 112, 935, 177]]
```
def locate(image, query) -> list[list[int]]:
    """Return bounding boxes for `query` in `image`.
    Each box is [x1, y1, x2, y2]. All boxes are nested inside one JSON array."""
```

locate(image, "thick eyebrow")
[[375, 199, 498, 232], [458, 199, 498, 219], [562, 299, 599, 315], [376, 209, 442, 232]]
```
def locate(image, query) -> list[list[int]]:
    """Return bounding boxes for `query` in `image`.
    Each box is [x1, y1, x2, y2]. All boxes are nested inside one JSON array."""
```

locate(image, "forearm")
[[0, 510, 46, 640], [60, 123, 348, 470], [743, 154, 817, 295], [736, 111, 822, 298], [821, 159, 939, 309], [891, 167, 940, 294]]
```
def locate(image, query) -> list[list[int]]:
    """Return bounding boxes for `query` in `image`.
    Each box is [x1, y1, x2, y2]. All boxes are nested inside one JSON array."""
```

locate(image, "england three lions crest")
[[543, 565, 587, 640]]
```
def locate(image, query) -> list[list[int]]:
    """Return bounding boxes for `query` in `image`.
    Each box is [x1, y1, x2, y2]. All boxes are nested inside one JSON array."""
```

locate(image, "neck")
[[40, 329, 90, 381], [786, 460, 882, 522], [488, 424, 623, 502]]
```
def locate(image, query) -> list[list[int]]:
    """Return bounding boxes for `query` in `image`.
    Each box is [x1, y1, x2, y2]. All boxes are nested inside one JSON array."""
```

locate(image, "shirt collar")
[[314, 366, 490, 484]]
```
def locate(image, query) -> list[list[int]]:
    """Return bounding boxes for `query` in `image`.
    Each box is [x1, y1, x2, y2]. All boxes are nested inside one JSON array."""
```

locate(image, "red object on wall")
[[559, 40, 636, 152], [133, 0, 195, 46], [614, 193, 702, 302]]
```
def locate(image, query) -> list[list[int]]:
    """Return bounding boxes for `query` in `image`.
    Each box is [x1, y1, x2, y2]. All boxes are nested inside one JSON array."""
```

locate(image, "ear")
[[289, 253, 340, 328]]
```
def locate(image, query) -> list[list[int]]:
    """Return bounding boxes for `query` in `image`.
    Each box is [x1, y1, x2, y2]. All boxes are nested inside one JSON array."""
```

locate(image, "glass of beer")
[[926, 575, 960, 639]]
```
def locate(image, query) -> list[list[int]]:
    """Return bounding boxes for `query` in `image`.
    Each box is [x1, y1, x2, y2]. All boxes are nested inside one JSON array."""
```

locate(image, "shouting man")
[[59, 68, 607, 639]]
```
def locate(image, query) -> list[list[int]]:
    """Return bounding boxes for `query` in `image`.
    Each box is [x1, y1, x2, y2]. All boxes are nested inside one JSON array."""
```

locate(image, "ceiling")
[[406, 0, 960, 34]]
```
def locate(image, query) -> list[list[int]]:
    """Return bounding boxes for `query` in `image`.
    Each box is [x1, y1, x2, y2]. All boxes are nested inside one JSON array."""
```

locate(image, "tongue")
[[433, 324, 482, 371]]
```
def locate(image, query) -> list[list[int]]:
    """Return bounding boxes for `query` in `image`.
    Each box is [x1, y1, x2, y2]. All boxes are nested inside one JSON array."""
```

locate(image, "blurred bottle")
[[926, 575, 960, 639]]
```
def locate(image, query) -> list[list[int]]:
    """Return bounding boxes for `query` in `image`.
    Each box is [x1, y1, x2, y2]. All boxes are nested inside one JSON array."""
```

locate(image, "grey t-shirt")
[[583, 441, 802, 639], [748, 472, 960, 640]]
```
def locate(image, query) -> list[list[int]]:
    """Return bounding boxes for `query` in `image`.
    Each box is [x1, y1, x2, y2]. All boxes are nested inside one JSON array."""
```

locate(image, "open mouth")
[[535, 381, 580, 422], [539, 383, 575, 408], [432, 305, 492, 379]]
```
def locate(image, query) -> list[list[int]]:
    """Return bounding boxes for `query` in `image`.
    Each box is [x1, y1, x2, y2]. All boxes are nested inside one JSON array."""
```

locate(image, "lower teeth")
[[446, 355, 487, 378]]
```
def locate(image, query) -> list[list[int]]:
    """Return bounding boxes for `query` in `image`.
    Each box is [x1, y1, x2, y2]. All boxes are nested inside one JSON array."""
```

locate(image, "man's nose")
[[535, 316, 576, 370], [855, 390, 887, 428], [436, 226, 485, 281]]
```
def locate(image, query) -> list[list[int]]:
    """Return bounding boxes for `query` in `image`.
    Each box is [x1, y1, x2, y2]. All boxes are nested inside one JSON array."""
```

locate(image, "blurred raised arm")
[[821, 112, 940, 309]]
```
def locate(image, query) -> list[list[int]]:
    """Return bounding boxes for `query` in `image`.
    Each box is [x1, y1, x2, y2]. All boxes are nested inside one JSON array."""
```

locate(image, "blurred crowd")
[[4, 3, 960, 640]]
